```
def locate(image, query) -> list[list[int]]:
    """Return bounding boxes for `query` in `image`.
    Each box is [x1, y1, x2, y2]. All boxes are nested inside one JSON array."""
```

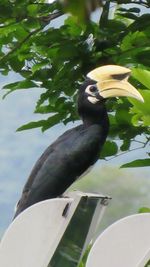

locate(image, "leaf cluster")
[[0, 0, 150, 167]]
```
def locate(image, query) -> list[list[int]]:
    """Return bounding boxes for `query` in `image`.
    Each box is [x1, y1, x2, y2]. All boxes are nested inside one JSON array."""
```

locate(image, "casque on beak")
[[87, 65, 144, 102]]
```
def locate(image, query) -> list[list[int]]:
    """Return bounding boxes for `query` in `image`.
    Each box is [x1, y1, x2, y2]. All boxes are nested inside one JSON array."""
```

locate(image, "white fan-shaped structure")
[[0, 192, 110, 267], [0, 198, 75, 267], [86, 213, 150, 267]]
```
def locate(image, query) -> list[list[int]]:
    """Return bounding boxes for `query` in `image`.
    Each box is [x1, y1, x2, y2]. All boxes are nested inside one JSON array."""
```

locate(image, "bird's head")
[[78, 65, 144, 122]]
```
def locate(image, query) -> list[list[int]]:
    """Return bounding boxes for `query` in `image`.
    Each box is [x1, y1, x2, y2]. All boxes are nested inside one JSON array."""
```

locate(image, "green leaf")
[[136, 50, 150, 67], [35, 105, 54, 114], [121, 31, 148, 52], [64, 16, 84, 36], [3, 80, 38, 90], [32, 60, 50, 73], [3, 80, 37, 90], [115, 108, 132, 125], [23, 18, 41, 30], [132, 68, 150, 90], [145, 260, 150, 267], [129, 14, 150, 32], [0, 23, 17, 37], [119, 12, 137, 20], [27, 4, 39, 16], [0, 4, 13, 18], [139, 207, 150, 213], [118, 7, 140, 14], [104, 20, 126, 33], [17, 113, 62, 132], [120, 139, 130, 151], [121, 158, 150, 168], [129, 90, 150, 126], [42, 114, 62, 131], [9, 56, 24, 72], [127, 8, 140, 13], [2, 80, 38, 98], [100, 141, 118, 158], [17, 120, 45, 131]]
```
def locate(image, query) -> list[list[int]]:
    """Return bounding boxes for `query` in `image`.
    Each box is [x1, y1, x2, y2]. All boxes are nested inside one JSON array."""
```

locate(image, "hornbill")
[[14, 65, 143, 218]]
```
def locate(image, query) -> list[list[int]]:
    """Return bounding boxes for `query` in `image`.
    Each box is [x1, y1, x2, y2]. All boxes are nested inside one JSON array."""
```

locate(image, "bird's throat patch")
[[87, 96, 99, 104]]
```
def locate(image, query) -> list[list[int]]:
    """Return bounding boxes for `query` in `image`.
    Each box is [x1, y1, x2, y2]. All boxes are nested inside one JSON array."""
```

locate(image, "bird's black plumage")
[[14, 79, 109, 218]]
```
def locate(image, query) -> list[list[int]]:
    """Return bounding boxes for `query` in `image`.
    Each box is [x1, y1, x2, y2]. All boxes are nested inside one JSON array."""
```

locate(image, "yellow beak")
[[87, 65, 144, 102]]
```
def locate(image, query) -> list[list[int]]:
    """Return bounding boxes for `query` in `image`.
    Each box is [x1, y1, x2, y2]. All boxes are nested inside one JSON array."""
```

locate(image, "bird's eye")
[[89, 85, 97, 93]]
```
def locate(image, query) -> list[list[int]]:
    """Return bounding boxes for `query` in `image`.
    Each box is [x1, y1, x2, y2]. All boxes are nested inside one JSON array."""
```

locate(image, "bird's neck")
[[81, 107, 109, 132]]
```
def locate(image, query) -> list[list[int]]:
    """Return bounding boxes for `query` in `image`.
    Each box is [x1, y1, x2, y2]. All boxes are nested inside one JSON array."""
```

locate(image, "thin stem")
[[105, 138, 149, 161], [132, 139, 145, 145]]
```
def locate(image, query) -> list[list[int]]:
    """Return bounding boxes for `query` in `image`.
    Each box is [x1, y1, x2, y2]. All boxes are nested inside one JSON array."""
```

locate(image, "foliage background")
[[0, 0, 150, 251], [0, 0, 149, 167]]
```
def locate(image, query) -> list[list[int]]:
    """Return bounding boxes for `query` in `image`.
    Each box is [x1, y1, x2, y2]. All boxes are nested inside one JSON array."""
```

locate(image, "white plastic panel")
[[86, 213, 150, 267], [0, 198, 75, 267]]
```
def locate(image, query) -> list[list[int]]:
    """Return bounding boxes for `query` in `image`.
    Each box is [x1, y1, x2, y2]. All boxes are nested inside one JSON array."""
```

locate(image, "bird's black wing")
[[14, 124, 105, 217]]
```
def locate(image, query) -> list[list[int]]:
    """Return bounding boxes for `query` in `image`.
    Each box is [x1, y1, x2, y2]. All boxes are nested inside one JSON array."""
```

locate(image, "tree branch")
[[0, 28, 42, 62], [39, 10, 63, 23]]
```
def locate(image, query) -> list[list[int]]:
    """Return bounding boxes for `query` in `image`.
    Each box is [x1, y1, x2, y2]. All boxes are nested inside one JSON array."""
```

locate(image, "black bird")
[[14, 65, 143, 218]]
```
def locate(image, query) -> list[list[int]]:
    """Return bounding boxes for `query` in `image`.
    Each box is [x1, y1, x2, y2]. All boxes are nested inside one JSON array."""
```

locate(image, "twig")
[[105, 138, 149, 161], [132, 139, 146, 145], [39, 11, 63, 23]]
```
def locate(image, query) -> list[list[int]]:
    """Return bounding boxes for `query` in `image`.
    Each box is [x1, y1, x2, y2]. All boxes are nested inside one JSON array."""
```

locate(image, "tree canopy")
[[0, 0, 150, 167]]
